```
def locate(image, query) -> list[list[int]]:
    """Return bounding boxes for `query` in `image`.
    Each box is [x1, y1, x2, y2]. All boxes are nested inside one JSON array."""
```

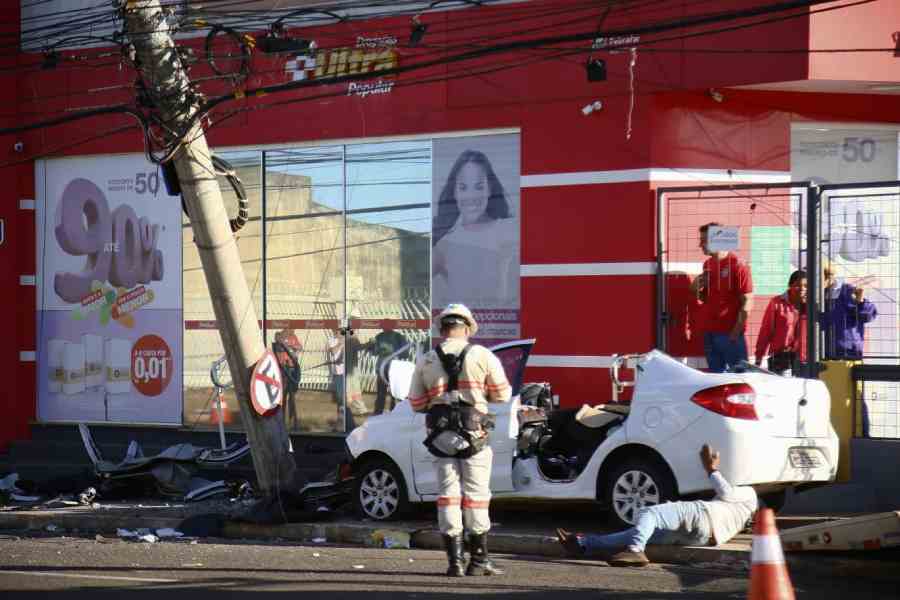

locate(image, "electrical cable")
[[0, 0, 881, 164]]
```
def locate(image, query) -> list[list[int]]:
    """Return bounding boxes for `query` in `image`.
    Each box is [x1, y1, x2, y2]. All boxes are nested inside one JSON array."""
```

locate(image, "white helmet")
[[435, 303, 478, 336]]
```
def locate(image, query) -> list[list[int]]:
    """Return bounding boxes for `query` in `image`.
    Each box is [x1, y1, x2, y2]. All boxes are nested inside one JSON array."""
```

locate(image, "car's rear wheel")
[[354, 457, 409, 521], [604, 457, 676, 528]]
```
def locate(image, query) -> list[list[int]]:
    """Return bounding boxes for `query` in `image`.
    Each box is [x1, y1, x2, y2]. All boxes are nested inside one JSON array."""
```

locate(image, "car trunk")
[[742, 374, 831, 438]]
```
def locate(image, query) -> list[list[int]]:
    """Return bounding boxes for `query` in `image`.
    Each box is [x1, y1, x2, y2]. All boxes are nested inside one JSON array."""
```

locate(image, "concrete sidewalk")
[[1, 503, 897, 582]]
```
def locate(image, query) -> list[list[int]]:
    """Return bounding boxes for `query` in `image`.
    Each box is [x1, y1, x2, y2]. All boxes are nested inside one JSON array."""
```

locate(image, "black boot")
[[465, 532, 504, 576], [442, 534, 465, 577]]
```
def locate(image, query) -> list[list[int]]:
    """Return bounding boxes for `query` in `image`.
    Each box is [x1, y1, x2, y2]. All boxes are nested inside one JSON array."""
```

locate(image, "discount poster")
[[35, 155, 183, 424]]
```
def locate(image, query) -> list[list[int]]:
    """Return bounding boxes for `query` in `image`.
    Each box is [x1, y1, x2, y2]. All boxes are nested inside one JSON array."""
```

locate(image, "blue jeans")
[[703, 332, 748, 373], [582, 501, 712, 555]]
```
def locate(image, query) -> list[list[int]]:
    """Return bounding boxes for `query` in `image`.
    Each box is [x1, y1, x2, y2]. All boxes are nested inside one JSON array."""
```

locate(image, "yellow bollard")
[[818, 361, 860, 483]]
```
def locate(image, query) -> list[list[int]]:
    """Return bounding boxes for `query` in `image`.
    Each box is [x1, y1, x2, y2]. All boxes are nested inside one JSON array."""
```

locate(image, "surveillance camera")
[[13, 142, 24, 153], [581, 100, 603, 116]]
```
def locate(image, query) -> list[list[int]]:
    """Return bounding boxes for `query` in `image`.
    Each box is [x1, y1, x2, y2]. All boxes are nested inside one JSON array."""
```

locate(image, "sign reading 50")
[[54, 178, 164, 303]]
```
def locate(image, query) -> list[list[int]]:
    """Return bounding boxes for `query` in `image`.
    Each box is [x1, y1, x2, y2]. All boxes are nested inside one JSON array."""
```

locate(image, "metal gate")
[[656, 182, 811, 365], [656, 180, 900, 439]]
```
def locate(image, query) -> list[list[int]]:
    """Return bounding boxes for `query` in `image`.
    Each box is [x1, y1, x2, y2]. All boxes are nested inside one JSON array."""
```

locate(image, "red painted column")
[[0, 2, 34, 451]]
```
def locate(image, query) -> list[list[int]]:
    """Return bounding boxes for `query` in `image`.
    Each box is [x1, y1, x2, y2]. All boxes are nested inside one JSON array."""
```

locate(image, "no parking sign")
[[250, 350, 283, 417]]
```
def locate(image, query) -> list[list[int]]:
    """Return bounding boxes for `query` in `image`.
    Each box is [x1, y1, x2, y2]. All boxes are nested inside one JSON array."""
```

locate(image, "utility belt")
[[424, 394, 496, 459]]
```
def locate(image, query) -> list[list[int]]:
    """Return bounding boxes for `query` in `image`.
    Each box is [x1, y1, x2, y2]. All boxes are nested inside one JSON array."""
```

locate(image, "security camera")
[[581, 100, 603, 116], [13, 142, 24, 153]]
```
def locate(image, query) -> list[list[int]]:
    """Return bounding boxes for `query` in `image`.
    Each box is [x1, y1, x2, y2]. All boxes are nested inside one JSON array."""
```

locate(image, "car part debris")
[[369, 529, 411, 549], [78, 423, 250, 498], [78, 487, 97, 505], [155, 528, 184, 538]]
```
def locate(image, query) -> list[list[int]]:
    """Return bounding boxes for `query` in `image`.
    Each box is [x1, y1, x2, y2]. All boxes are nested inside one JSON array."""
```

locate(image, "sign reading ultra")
[[287, 35, 398, 97], [706, 226, 740, 252]]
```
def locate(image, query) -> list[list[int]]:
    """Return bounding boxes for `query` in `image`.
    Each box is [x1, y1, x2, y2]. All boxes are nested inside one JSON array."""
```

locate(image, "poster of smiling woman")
[[431, 134, 521, 341]]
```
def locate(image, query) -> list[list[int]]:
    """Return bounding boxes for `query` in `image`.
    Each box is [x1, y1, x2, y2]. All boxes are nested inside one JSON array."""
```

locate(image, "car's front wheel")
[[354, 457, 409, 521], [604, 457, 676, 528]]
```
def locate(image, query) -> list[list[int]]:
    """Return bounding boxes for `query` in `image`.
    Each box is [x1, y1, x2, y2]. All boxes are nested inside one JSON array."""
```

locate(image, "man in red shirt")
[[755, 270, 807, 375], [690, 222, 754, 373]]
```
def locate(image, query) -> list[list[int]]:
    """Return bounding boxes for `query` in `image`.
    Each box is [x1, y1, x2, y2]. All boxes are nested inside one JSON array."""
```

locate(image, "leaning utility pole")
[[123, 0, 298, 497]]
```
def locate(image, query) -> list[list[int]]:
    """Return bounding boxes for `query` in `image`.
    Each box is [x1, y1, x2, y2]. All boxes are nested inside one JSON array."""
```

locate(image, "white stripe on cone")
[[751, 534, 785, 564]]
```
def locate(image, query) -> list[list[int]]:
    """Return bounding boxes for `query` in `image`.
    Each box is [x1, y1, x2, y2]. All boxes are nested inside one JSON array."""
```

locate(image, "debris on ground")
[[0, 473, 42, 505], [78, 423, 252, 499], [368, 529, 411, 549], [78, 487, 97, 505], [155, 528, 184, 538]]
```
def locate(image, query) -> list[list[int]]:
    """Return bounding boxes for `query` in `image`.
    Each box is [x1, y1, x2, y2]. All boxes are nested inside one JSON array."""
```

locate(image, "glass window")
[[183, 150, 262, 431]]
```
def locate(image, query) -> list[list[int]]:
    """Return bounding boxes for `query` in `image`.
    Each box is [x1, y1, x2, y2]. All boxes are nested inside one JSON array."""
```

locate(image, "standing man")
[[409, 304, 511, 577], [366, 327, 410, 415], [755, 270, 807, 375], [273, 329, 302, 428], [691, 222, 754, 372], [556, 444, 757, 567], [821, 265, 878, 360]]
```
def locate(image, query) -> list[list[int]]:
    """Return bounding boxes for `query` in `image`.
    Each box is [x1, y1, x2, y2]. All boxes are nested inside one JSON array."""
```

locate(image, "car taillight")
[[691, 383, 757, 420]]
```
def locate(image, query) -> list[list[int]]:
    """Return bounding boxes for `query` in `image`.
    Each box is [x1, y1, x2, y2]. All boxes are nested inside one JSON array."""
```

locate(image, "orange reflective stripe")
[[461, 497, 490, 509], [437, 496, 461, 506]]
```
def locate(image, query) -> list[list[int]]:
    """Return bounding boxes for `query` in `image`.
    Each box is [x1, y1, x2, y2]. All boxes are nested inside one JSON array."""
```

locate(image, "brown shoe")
[[555, 528, 585, 558], [608, 549, 650, 567]]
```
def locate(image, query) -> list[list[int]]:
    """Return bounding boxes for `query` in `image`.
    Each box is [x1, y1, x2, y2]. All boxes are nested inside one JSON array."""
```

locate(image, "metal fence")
[[658, 180, 899, 440]]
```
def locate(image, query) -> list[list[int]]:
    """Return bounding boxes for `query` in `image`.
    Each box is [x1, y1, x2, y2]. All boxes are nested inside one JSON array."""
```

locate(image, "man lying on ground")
[[557, 444, 758, 567]]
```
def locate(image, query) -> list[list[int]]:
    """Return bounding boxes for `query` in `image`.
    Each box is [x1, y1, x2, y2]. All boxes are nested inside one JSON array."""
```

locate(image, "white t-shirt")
[[433, 218, 519, 308], [701, 471, 758, 545]]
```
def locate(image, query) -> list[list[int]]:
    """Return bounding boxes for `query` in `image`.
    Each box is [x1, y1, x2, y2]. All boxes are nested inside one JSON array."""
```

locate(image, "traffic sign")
[[250, 350, 283, 417]]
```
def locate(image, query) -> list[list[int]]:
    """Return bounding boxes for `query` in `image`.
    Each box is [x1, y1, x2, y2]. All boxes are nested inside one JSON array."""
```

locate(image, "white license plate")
[[789, 447, 823, 469]]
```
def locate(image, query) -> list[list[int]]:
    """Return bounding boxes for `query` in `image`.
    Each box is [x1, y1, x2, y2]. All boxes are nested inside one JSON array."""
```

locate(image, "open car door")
[[411, 339, 535, 496]]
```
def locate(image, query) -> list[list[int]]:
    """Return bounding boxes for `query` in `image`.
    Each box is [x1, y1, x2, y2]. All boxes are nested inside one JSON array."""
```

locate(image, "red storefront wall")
[[3, 1, 899, 447]]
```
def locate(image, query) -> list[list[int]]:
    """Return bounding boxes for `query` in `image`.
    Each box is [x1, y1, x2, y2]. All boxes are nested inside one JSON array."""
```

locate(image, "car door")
[[411, 339, 535, 496]]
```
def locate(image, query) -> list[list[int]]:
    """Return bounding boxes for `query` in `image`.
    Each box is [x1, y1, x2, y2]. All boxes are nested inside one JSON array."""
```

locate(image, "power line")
[[0, 0, 880, 158]]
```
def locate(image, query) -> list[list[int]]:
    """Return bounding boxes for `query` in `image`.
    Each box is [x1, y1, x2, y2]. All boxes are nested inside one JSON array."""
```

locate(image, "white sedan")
[[345, 340, 838, 526]]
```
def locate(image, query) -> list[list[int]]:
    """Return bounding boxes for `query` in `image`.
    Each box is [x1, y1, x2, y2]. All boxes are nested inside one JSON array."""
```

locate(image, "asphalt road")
[[1, 534, 897, 599]]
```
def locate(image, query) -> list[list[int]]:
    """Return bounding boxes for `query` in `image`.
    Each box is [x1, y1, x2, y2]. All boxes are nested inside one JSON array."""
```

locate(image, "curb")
[[1, 511, 897, 582]]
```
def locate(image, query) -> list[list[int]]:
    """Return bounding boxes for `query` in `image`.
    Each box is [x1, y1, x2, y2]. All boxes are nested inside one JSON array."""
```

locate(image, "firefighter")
[[409, 304, 512, 577]]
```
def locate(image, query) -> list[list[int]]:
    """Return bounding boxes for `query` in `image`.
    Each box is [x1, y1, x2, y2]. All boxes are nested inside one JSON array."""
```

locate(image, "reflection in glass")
[[182, 151, 262, 432], [265, 147, 346, 433]]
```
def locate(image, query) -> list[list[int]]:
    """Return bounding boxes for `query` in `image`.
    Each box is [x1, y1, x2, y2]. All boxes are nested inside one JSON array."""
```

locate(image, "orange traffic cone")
[[210, 392, 233, 425], [748, 508, 795, 600]]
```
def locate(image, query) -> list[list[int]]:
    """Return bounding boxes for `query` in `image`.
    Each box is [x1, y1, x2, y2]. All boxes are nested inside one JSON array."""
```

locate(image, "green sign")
[[751, 226, 794, 295]]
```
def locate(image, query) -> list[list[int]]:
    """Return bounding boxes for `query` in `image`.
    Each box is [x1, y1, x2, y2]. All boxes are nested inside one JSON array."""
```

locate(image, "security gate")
[[656, 182, 811, 364], [656, 180, 900, 439]]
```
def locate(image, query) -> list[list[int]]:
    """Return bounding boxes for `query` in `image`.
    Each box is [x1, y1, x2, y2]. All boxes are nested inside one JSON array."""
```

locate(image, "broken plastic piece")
[[155, 528, 184, 538]]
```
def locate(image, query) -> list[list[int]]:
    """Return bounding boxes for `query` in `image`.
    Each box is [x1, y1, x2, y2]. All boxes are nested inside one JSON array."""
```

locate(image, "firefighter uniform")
[[409, 304, 511, 576]]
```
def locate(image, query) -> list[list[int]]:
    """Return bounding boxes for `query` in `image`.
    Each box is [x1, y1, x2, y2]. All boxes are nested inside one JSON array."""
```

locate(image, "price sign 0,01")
[[131, 334, 173, 396]]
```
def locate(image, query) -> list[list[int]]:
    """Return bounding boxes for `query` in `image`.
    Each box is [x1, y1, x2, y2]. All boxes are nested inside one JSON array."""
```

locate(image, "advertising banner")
[[36, 155, 182, 424], [431, 134, 521, 340]]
